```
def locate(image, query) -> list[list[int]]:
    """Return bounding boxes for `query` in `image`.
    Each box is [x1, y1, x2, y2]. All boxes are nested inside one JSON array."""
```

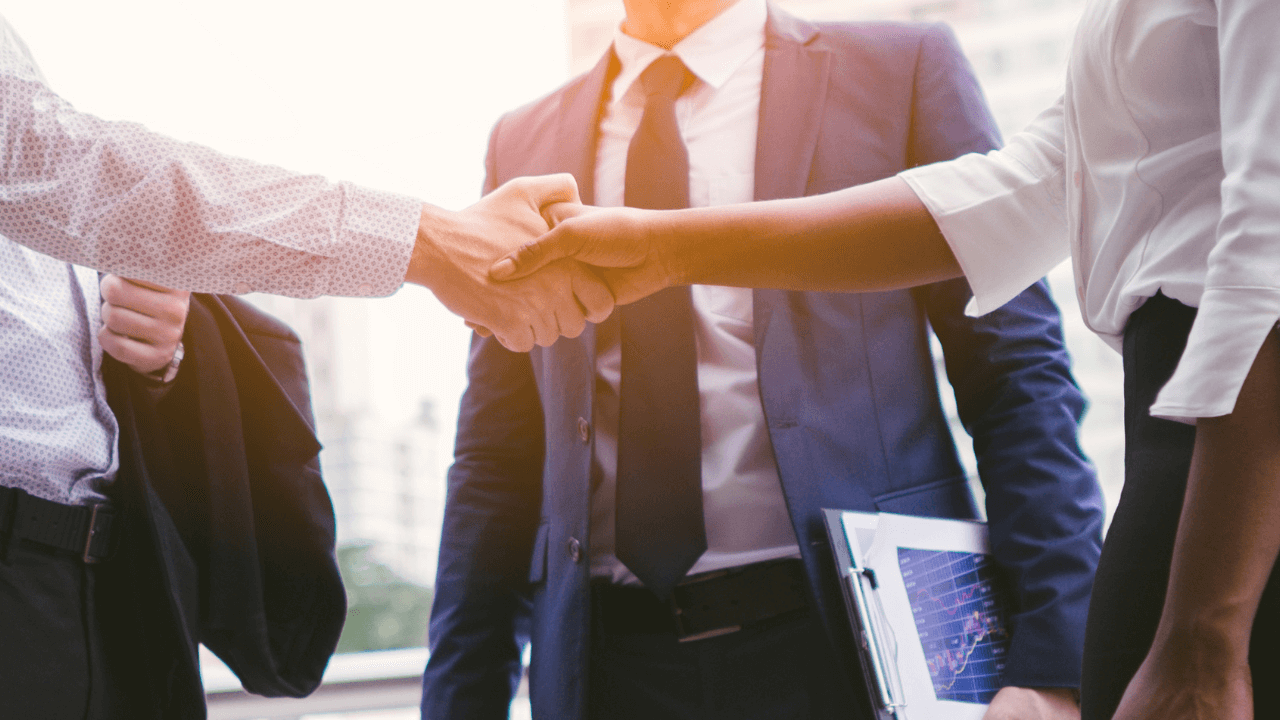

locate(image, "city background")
[[11, 0, 1117, 716]]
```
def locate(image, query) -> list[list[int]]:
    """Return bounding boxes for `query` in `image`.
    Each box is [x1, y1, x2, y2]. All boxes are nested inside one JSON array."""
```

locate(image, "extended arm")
[[0, 16, 609, 351], [495, 176, 957, 304], [492, 97, 1070, 312]]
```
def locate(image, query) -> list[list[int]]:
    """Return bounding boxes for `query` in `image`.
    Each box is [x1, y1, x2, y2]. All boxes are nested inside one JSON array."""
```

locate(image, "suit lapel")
[[754, 9, 830, 203], [556, 50, 618, 206], [753, 9, 829, 348], [549, 49, 618, 368]]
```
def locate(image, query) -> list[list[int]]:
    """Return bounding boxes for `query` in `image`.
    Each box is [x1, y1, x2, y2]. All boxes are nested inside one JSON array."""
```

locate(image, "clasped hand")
[[406, 175, 615, 352]]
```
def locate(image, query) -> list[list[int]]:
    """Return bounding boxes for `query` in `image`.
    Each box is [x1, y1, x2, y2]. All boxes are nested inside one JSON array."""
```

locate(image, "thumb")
[[541, 200, 589, 228], [517, 172, 580, 210], [465, 321, 494, 338], [490, 222, 580, 281]]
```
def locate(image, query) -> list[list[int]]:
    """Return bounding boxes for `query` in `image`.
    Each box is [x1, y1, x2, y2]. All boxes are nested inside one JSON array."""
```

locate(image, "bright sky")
[[4, 0, 573, 440]]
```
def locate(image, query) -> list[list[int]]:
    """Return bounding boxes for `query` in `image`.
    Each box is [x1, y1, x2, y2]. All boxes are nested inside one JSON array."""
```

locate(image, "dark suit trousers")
[[586, 591, 860, 720], [1079, 292, 1280, 719], [0, 536, 140, 719]]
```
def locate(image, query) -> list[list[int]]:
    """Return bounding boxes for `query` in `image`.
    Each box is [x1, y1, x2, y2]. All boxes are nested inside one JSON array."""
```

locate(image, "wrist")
[[1151, 612, 1252, 668], [648, 208, 698, 288], [408, 203, 453, 289]]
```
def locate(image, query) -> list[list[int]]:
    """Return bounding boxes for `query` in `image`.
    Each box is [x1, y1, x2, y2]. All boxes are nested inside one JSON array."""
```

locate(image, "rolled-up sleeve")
[[1150, 0, 1280, 422], [900, 98, 1071, 317], [0, 16, 418, 298]]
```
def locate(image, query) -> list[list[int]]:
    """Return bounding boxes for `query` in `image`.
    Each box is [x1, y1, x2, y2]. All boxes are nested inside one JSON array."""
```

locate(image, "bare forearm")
[[1159, 329, 1280, 649], [657, 177, 961, 292], [503, 177, 962, 305], [1111, 330, 1280, 719]]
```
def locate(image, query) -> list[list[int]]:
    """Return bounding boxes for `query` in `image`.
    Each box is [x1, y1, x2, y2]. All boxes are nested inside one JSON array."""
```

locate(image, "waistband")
[[592, 557, 809, 643], [0, 485, 116, 563]]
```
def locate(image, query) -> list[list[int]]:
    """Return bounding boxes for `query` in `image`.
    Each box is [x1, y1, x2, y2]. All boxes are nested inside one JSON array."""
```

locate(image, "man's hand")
[[405, 175, 614, 352], [489, 202, 678, 306], [982, 686, 1079, 720], [98, 275, 190, 377]]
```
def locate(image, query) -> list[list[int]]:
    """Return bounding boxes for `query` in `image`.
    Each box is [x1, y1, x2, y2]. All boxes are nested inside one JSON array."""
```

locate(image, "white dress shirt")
[[901, 0, 1280, 423], [588, 0, 801, 585], [0, 15, 419, 504]]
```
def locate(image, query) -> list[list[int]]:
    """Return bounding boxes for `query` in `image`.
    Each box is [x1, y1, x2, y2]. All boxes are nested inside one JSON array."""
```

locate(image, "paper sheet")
[[834, 511, 1014, 720]]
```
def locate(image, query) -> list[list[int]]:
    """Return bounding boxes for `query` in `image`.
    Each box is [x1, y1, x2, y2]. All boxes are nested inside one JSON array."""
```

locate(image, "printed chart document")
[[822, 510, 1014, 720]]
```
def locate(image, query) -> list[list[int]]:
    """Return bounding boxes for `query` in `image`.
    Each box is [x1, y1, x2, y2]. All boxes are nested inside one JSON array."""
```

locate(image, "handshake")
[[405, 173, 676, 352], [404, 170, 949, 353]]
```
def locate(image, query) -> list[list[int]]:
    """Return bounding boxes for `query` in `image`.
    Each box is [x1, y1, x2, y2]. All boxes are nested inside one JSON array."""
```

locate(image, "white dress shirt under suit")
[[901, 0, 1280, 423], [0, 15, 419, 505], [587, 0, 802, 585]]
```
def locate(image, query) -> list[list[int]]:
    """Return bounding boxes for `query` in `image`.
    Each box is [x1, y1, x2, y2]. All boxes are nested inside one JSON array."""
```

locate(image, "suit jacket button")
[[567, 537, 582, 563], [577, 417, 590, 443]]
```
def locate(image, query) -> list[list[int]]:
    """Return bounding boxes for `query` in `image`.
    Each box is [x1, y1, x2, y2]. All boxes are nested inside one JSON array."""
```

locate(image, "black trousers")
[[1079, 293, 1280, 719], [0, 538, 140, 719], [586, 591, 859, 720]]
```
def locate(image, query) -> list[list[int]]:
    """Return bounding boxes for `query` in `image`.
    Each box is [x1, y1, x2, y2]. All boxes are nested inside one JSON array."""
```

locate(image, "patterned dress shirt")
[[0, 14, 420, 505]]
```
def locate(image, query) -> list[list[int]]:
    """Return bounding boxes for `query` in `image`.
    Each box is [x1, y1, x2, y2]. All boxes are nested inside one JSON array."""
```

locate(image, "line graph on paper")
[[897, 548, 1013, 704]]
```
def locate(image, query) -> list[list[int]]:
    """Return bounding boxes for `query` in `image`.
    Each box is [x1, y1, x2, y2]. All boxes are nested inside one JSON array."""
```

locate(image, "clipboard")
[[823, 509, 1015, 720]]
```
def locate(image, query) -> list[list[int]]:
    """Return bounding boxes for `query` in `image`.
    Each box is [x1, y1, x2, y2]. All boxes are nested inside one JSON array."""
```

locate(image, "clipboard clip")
[[846, 563, 907, 717]]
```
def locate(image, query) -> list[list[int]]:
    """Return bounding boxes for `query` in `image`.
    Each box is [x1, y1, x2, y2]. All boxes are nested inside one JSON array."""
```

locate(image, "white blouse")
[[901, 0, 1280, 423]]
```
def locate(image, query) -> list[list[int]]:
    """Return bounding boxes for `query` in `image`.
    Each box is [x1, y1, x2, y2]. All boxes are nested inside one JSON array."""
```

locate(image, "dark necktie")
[[614, 55, 706, 599]]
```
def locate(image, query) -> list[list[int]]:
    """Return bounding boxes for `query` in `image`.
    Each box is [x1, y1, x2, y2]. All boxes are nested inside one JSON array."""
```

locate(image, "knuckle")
[[562, 317, 586, 339], [100, 303, 121, 328]]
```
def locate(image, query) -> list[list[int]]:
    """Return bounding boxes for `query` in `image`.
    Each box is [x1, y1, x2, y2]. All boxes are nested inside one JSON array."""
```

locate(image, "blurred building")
[[564, 0, 1125, 521], [249, 295, 448, 587]]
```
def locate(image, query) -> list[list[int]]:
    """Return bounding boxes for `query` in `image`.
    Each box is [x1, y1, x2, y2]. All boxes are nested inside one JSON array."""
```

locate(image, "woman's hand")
[[1111, 636, 1252, 720]]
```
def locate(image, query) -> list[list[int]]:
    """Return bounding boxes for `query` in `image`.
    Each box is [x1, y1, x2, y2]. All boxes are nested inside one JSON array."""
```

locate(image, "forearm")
[[1156, 329, 1280, 654], [939, 280, 1099, 686], [657, 177, 960, 293], [0, 72, 418, 298]]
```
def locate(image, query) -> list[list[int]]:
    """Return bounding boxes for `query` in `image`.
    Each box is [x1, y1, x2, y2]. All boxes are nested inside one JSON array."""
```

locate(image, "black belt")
[[592, 558, 809, 643], [0, 485, 116, 563]]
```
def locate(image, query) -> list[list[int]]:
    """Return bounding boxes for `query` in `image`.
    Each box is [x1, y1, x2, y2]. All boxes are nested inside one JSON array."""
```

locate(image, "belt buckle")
[[82, 504, 105, 564], [670, 570, 742, 643]]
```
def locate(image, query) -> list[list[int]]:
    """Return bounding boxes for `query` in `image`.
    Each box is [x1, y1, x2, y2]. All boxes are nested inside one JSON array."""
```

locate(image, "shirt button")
[[577, 417, 590, 443], [233, 282, 251, 294], [1073, 171, 1082, 188], [567, 537, 582, 563], [357, 283, 373, 295]]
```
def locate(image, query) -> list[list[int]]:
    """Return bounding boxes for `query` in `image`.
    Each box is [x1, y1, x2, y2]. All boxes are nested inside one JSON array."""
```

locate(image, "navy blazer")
[[424, 10, 1104, 720]]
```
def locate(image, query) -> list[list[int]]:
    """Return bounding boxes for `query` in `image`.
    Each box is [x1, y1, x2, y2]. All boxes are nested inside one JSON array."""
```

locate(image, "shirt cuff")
[[901, 153, 1070, 317], [321, 183, 421, 297], [1150, 286, 1280, 423]]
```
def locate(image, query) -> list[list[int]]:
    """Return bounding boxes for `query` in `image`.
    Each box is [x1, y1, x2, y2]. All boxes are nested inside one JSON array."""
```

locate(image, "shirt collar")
[[610, 0, 767, 101]]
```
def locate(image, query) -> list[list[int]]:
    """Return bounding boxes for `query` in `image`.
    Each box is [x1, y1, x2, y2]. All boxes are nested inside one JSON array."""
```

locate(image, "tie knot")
[[640, 55, 692, 100]]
